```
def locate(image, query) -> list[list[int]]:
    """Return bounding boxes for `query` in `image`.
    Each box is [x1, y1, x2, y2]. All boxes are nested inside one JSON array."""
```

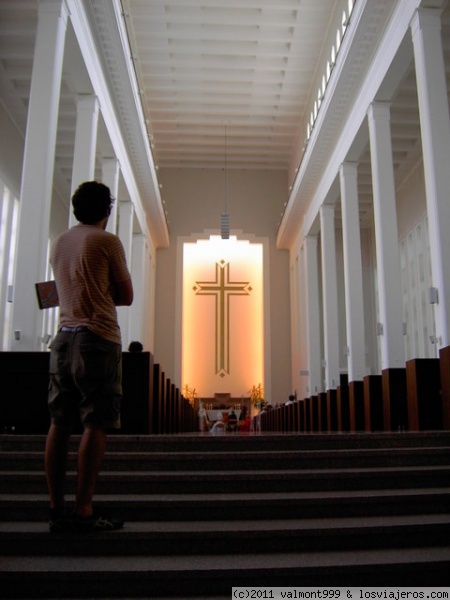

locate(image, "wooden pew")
[[382, 368, 407, 431], [297, 400, 306, 432], [337, 374, 350, 432], [406, 358, 441, 431], [349, 380, 365, 431], [121, 351, 154, 434], [304, 397, 311, 432], [318, 392, 327, 432], [440, 346, 450, 430], [326, 389, 338, 432], [0, 352, 50, 433], [152, 363, 164, 434], [292, 401, 300, 432], [0, 350, 164, 435], [363, 374, 383, 432]]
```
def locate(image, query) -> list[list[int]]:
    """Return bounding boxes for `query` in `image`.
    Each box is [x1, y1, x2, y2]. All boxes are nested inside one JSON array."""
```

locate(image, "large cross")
[[193, 260, 252, 377]]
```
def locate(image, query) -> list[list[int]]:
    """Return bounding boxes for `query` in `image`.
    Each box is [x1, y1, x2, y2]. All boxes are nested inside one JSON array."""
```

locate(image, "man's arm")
[[112, 278, 134, 306]]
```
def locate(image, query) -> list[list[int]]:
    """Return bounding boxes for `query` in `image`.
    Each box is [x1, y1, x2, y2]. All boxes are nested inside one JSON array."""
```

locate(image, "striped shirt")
[[51, 224, 131, 345]]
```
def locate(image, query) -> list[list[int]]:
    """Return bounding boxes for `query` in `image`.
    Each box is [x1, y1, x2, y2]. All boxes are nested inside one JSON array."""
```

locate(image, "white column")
[[368, 103, 405, 369], [303, 235, 322, 395], [117, 201, 134, 348], [68, 95, 99, 228], [0, 186, 15, 344], [290, 254, 302, 395], [129, 234, 146, 346], [118, 201, 133, 264], [320, 204, 340, 389], [339, 162, 366, 382], [11, 0, 68, 351], [411, 9, 450, 349], [145, 243, 156, 353], [103, 158, 120, 234], [298, 245, 309, 399]]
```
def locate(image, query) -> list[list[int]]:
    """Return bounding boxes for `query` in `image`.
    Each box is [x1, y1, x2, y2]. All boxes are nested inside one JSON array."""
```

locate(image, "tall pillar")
[[11, 0, 68, 351], [368, 103, 405, 369], [68, 95, 99, 228], [410, 9, 450, 349], [290, 253, 303, 397], [298, 246, 309, 399], [129, 234, 146, 346], [117, 201, 134, 348], [339, 163, 366, 382], [103, 158, 120, 234], [0, 186, 14, 333], [319, 204, 340, 390], [303, 235, 322, 396], [146, 244, 156, 352]]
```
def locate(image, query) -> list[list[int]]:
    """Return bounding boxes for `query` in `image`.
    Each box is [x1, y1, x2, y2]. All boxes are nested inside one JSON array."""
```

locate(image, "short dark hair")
[[128, 341, 143, 352], [72, 181, 114, 224]]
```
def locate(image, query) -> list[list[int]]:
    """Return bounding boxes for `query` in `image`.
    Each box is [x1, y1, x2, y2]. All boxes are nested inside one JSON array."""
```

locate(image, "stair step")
[[1, 546, 450, 595], [2, 432, 450, 596], [2, 447, 449, 472], [2, 431, 450, 452], [1, 488, 449, 521], [1, 514, 449, 556], [1, 465, 450, 494]]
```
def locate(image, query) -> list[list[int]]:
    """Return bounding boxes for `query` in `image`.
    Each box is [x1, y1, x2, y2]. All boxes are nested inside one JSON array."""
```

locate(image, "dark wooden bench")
[[0, 351, 192, 434]]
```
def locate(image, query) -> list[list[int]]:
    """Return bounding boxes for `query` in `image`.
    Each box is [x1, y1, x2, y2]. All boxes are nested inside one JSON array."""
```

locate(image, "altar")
[[206, 409, 241, 422], [201, 393, 250, 422]]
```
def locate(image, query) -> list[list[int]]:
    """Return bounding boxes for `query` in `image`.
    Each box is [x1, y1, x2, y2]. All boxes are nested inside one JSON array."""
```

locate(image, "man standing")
[[45, 181, 133, 533]]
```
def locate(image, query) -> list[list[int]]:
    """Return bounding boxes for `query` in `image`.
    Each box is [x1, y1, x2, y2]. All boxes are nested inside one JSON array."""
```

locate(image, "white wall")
[[155, 167, 291, 404]]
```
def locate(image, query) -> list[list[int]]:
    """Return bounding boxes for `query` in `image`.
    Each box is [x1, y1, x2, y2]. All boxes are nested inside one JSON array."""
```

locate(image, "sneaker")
[[70, 513, 124, 533], [49, 508, 72, 533]]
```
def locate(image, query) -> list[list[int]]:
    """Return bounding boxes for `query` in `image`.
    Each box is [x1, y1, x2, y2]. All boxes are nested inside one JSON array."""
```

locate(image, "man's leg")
[[45, 422, 71, 511], [74, 426, 107, 518], [71, 332, 123, 530]]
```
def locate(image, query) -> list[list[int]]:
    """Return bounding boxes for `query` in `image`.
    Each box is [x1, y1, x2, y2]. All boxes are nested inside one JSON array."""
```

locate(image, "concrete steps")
[[2, 547, 450, 595], [2, 431, 450, 452], [2, 464, 450, 494], [0, 432, 449, 595], [1, 514, 450, 556], [1, 488, 450, 521]]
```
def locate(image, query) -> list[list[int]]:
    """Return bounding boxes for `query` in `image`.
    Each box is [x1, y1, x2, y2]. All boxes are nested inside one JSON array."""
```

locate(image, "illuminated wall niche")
[[183, 235, 263, 398]]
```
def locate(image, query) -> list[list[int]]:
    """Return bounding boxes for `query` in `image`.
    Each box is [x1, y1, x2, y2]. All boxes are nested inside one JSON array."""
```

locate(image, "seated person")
[[227, 410, 238, 432], [239, 407, 251, 433], [210, 411, 229, 435], [128, 340, 143, 352]]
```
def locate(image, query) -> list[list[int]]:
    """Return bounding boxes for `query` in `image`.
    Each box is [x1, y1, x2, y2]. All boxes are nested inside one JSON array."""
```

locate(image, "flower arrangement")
[[249, 383, 265, 407], [183, 384, 198, 408]]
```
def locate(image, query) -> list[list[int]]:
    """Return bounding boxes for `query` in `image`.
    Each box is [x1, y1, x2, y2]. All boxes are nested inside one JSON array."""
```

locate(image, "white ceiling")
[[121, 0, 339, 170], [0, 0, 450, 241]]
